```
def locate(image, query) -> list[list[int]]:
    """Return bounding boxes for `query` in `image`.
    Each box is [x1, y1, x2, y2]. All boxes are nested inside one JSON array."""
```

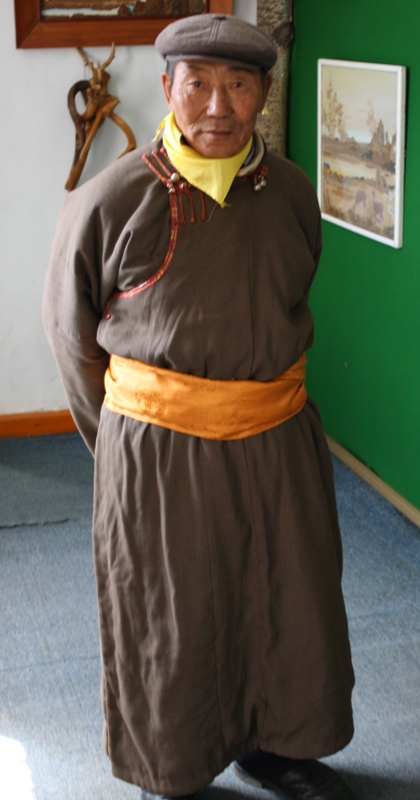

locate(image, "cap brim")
[[165, 54, 262, 71]]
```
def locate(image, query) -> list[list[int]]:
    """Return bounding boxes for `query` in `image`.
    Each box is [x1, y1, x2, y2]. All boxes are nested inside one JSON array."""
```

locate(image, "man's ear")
[[161, 72, 172, 108], [262, 72, 273, 109]]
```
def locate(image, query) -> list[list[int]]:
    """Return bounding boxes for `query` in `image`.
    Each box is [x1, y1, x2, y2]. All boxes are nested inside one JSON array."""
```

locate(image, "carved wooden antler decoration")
[[65, 44, 137, 191]]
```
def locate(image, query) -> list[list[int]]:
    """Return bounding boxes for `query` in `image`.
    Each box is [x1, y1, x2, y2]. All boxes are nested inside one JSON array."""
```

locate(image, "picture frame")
[[14, 0, 233, 49], [318, 59, 406, 248]]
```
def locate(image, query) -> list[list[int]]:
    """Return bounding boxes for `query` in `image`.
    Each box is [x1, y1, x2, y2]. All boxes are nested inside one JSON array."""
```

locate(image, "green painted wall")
[[288, 0, 420, 510]]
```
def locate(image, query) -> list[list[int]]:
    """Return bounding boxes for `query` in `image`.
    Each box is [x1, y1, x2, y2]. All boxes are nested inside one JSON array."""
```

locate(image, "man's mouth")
[[201, 129, 232, 137]]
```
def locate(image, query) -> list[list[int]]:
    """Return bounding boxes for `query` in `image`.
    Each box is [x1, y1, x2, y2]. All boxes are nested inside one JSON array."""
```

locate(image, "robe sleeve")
[[306, 208, 323, 299], [42, 187, 115, 455]]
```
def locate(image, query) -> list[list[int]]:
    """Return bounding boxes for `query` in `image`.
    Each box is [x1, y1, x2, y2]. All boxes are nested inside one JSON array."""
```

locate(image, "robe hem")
[[106, 723, 355, 794]]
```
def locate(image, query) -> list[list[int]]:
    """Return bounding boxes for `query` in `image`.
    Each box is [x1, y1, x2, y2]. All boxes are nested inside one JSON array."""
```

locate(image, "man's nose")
[[207, 87, 232, 116]]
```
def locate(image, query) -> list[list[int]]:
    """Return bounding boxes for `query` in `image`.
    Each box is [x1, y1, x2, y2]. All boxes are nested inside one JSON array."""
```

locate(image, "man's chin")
[[193, 135, 242, 159]]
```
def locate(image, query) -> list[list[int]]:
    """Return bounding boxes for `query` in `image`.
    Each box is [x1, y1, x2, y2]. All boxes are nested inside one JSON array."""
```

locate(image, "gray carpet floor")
[[1, 433, 419, 800]]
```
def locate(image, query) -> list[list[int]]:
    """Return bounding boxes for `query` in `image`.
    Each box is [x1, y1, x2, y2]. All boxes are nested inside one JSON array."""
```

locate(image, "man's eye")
[[192, 81, 203, 88]]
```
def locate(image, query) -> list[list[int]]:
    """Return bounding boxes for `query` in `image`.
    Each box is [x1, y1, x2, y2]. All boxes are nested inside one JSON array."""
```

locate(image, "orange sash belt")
[[104, 353, 307, 440]]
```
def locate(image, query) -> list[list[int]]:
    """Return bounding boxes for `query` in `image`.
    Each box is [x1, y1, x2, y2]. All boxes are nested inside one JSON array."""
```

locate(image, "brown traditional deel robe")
[[43, 135, 355, 794]]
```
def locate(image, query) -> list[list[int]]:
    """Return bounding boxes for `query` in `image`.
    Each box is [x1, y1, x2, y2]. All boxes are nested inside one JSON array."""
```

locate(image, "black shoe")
[[233, 758, 356, 800]]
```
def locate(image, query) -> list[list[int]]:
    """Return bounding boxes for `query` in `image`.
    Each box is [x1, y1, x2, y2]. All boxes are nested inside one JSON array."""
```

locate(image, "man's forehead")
[[176, 60, 258, 77]]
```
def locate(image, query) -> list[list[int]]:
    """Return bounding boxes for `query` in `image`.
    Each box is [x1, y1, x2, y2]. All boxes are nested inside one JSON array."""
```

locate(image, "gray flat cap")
[[155, 14, 277, 72]]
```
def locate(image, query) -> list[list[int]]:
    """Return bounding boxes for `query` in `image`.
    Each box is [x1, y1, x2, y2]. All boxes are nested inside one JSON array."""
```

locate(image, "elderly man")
[[43, 13, 355, 800]]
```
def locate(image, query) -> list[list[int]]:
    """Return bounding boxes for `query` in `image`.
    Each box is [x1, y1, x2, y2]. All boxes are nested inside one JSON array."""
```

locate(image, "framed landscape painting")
[[318, 59, 406, 248]]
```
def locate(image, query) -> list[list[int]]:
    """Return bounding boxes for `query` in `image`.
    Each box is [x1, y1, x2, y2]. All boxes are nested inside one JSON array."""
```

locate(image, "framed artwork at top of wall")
[[318, 59, 406, 248], [14, 0, 233, 48]]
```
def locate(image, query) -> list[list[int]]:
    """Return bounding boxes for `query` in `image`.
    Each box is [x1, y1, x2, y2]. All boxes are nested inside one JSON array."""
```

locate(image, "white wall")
[[233, 0, 257, 24], [0, 1, 256, 415]]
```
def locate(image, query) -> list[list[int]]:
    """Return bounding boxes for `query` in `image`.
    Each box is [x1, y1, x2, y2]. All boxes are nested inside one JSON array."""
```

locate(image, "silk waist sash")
[[104, 353, 307, 440]]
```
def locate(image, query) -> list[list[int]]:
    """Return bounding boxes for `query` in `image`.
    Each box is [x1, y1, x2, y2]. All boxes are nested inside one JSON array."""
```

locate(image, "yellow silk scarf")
[[157, 112, 253, 207], [104, 354, 307, 441]]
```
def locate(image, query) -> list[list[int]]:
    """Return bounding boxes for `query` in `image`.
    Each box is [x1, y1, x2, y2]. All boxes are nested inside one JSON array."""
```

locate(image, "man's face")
[[161, 60, 271, 159]]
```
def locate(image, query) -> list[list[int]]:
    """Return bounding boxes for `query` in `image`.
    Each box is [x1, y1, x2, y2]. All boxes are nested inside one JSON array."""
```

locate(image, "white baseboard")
[[327, 435, 420, 528]]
